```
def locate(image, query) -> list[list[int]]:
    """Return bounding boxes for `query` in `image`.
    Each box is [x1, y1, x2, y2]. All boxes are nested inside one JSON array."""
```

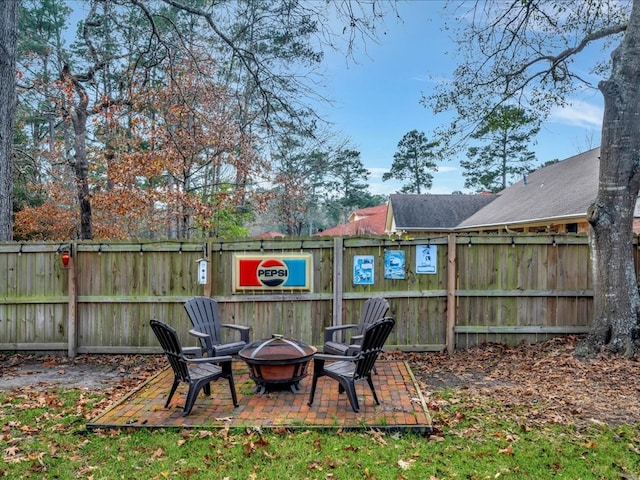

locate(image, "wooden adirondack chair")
[[149, 319, 238, 416], [308, 316, 395, 412], [184, 297, 250, 357], [323, 297, 390, 356]]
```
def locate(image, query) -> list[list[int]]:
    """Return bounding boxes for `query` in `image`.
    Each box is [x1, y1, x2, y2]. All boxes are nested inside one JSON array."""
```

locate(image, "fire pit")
[[239, 334, 317, 394]]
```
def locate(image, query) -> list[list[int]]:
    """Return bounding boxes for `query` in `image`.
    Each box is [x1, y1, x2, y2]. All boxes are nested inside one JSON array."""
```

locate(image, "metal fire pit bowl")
[[239, 334, 317, 394]]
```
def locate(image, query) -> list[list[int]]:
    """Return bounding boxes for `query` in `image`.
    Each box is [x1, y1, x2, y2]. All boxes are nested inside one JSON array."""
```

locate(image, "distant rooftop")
[[315, 205, 388, 237], [389, 193, 498, 231], [457, 148, 600, 230]]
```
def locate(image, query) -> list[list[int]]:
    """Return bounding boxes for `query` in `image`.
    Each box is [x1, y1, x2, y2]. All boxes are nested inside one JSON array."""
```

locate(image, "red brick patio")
[[87, 360, 432, 433]]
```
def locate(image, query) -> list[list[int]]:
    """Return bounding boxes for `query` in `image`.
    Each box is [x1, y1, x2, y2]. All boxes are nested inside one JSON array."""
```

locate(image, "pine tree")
[[382, 130, 439, 194], [461, 105, 539, 193]]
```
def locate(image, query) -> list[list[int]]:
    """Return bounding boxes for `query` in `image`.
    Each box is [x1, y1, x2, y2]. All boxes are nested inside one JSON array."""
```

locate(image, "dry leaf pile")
[[400, 336, 640, 429]]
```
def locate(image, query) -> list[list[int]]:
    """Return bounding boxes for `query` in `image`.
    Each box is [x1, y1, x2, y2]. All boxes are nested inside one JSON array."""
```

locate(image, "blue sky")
[[315, 0, 606, 196]]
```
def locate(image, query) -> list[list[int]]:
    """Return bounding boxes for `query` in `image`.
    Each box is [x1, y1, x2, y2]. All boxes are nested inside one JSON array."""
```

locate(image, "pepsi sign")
[[233, 254, 312, 291]]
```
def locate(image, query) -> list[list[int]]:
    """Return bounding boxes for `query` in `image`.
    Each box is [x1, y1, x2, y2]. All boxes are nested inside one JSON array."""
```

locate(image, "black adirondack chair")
[[323, 297, 389, 356], [150, 319, 239, 416], [184, 297, 250, 357], [308, 316, 395, 413]]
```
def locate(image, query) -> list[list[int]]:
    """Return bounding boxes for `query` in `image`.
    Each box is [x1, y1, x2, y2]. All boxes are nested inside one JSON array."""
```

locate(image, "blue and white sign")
[[353, 255, 374, 285], [384, 250, 405, 280], [416, 244, 437, 274]]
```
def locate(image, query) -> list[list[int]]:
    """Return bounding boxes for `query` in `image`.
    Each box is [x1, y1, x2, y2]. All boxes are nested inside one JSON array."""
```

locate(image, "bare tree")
[[427, 0, 639, 356], [0, 0, 18, 241]]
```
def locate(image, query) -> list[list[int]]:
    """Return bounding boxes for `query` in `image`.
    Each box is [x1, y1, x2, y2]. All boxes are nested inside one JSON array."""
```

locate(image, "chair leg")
[[183, 381, 205, 416], [307, 374, 318, 406], [341, 379, 360, 413], [307, 359, 325, 407], [219, 361, 238, 407], [227, 374, 238, 407], [367, 376, 380, 405], [203, 382, 211, 396], [165, 378, 180, 408]]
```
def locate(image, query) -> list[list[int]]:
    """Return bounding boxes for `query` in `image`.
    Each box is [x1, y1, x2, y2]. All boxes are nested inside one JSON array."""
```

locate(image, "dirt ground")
[[2, 336, 639, 428], [0, 353, 166, 391]]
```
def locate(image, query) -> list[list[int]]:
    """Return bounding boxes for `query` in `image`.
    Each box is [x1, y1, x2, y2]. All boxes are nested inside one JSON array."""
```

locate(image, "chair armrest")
[[188, 329, 209, 340], [313, 352, 358, 362], [220, 324, 251, 343], [345, 344, 362, 356], [187, 355, 233, 364], [188, 329, 213, 354], [182, 346, 202, 358], [323, 324, 358, 343]]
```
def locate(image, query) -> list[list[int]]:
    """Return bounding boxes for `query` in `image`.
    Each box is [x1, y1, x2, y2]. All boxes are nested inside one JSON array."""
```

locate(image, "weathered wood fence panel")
[[0, 234, 604, 355], [0, 243, 68, 350], [455, 235, 592, 348], [74, 242, 207, 354], [338, 236, 450, 350]]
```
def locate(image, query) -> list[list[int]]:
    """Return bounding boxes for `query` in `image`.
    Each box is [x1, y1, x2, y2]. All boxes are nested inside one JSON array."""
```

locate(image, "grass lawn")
[[1, 384, 639, 479]]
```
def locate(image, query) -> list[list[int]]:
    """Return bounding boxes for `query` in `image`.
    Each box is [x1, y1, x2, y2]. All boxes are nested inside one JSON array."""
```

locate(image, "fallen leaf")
[[498, 445, 513, 456], [4, 446, 19, 456], [397, 459, 415, 470]]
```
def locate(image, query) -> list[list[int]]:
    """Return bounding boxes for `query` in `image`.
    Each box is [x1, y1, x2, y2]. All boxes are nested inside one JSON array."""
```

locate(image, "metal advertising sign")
[[232, 253, 313, 292]]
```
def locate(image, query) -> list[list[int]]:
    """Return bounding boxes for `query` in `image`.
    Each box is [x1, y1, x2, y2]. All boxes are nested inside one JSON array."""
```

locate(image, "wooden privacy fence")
[[0, 234, 605, 356]]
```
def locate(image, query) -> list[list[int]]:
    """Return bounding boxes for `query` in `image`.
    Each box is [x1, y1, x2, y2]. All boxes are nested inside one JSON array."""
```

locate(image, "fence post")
[[333, 237, 343, 327], [203, 241, 212, 298], [446, 233, 457, 354], [67, 243, 78, 357]]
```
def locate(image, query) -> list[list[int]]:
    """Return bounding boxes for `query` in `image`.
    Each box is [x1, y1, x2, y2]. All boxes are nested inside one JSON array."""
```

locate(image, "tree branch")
[[505, 24, 627, 86]]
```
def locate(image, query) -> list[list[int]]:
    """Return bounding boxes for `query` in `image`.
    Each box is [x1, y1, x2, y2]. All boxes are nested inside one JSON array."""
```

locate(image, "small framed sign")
[[353, 255, 374, 285], [416, 244, 437, 274], [384, 250, 405, 280]]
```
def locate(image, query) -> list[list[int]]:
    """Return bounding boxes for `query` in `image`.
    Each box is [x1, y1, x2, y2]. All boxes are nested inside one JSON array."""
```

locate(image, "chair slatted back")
[[356, 297, 390, 337], [354, 317, 395, 379], [184, 297, 223, 345], [150, 319, 190, 382]]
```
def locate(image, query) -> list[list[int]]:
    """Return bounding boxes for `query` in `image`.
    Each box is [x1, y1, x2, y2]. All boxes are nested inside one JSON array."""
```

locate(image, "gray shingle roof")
[[389, 193, 498, 230], [457, 147, 600, 229]]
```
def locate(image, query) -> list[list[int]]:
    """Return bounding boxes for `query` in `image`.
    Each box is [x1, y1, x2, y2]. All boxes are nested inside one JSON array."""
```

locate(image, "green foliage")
[[324, 149, 373, 224], [462, 105, 540, 193], [383, 130, 439, 194], [204, 205, 251, 239], [268, 131, 331, 235], [18, 0, 70, 60]]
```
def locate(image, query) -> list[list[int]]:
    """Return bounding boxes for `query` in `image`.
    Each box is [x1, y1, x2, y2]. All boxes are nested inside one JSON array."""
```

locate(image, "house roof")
[[315, 205, 388, 237], [387, 193, 498, 231], [253, 231, 285, 238], [457, 147, 600, 230], [348, 204, 387, 222]]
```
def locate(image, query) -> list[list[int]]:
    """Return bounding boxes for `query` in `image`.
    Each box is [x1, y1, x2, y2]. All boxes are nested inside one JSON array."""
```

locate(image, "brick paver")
[[87, 360, 432, 433]]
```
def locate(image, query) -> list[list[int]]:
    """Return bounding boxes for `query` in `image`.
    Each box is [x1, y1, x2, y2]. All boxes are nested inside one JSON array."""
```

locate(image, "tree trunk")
[[68, 75, 93, 240], [0, 0, 18, 241], [576, 0, 640, 358]]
